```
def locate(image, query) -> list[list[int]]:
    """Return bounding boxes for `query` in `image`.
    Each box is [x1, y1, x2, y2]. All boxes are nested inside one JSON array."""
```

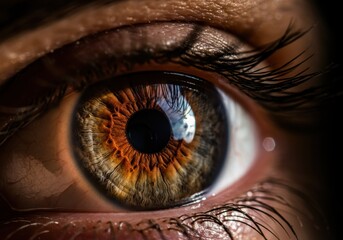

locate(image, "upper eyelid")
[[0, 0, 323, 146], [0, 22, 310, 110], [0, 0, 313, 84]]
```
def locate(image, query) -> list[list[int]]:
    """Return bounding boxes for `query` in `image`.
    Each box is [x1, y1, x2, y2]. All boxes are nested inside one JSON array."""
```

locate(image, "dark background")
[[313, 1, 343, 239]]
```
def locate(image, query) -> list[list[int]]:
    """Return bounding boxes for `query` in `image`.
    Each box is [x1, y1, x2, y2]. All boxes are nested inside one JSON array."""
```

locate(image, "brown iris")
[[72, 71, 228, 210]]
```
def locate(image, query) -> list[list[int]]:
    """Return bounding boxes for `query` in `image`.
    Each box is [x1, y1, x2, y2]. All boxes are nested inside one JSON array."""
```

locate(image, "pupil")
[[126, 109, 171, 153]]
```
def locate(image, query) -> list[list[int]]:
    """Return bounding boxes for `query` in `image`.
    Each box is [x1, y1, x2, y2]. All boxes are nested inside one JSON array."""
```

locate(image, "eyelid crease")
[[0, 0, 322, 92]]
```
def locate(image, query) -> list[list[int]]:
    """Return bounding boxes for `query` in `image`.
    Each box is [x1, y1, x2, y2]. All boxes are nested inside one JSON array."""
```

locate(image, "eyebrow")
[[0, 0, 122, 41]]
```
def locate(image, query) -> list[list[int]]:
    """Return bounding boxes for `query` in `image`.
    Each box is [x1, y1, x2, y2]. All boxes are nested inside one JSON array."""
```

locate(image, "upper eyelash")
[[174, 23, 323, 112], [0, 21, 324, 145], [65, 21, 321, 110]]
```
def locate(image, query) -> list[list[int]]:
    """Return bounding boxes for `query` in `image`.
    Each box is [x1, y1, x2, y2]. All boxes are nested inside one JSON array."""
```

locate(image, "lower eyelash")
[[164, 179, 300, 240], [126, 178, 326, 239], [0, 178, 327, 240]]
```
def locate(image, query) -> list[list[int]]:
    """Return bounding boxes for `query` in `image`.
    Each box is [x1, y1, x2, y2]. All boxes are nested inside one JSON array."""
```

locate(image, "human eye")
[[0, 0, 338, 239]]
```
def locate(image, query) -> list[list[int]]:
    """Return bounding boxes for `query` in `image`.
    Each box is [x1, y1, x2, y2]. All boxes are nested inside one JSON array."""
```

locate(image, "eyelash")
[[164, 178, 327, 240], [165, 179, 299, 239]]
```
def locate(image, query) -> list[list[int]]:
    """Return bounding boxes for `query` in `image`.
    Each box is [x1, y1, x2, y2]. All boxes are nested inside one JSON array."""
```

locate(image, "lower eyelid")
[[0, 179, 324, 240]]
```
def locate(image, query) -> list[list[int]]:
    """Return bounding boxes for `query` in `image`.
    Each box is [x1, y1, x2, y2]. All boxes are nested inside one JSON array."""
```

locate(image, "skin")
[[0, 0, 340, 239]]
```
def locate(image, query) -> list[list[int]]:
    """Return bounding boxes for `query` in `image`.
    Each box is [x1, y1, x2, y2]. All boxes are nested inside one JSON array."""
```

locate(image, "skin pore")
[[0, 0, 340, 239]]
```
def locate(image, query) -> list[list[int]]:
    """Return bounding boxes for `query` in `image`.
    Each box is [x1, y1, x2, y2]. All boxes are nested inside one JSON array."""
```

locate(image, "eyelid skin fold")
[[0, 0, 321, 84]]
